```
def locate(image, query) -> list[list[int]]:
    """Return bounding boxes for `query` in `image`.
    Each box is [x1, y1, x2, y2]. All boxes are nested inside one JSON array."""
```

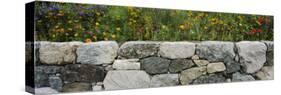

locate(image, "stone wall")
[[28, 41, 274, 94]]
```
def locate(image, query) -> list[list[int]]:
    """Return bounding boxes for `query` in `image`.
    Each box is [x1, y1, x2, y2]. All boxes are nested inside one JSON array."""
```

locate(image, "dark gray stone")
[[192, 74, 226, 84], [118, 41, 160, 59], [141, 57, 170, 74], [169, 59, 194, 73], [62, 82, 92, 92], [62, 64, 105, 83], [225, 61, 241, 73], [35, 66, 64, 87], [49, 76, 63, 92]]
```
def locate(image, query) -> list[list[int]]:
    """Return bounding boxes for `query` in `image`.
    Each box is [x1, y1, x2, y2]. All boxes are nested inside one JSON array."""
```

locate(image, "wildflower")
[[95, 22, 100, 26], [74, 33, 78, 37], [104, 37, 108, 41], [111, 35, 116, 39], [57, 11, 64, 16], [92, 35, 97, 40], [179, 25, 185, 30], [116, 27, 121, 31], [85, 38, 92, 43], [257, 17, 264, 25]]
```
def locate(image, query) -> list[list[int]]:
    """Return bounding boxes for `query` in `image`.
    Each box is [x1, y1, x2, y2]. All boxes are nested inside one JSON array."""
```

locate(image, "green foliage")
[[35, 2, 273, 42]]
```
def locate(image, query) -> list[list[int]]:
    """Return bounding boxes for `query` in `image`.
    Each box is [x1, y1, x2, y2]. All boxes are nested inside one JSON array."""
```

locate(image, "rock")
[[103, 70, 150, 90], [105, 65, 114, 71], [193, 60, 209, 67], [169, 59, 194, 73], [196, 41, 235, 63], [140, 57, 171, 74], [192, 74, 226, 84], [62, 64, 105, 83], [62, 82, 92, 92], [112, 59, 140, 70], [191, 55, 200, 60], [49, 76, 63, 91], [207, 62, 226, 73], [263, 41, 274, 66], [39, 41, 82, 65], [256, 66, 274, 80], [35, 87, 59, 94], [226, 78, 231, 82], [35, 66, 64, 87], [225, 61, 241, 73], [180, 66, 207, 85], [118, 41, 160, 59], [92, 85, 103, 91], [150, 74, 179, 87], [76, 41, 118, 65], [159, 42, 195, 59], [236, 41, 267, 73], [232, 72, 255, 82]]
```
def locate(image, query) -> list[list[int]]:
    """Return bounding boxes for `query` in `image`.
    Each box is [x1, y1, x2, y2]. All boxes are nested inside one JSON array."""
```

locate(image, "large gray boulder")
[[76, 41, 118, 65], [39, 41, 82, 65], [236, 41, 267, 73], [103, 70, 150, 90], [196, 41, 235, 63], [140, 57, 171, 74], [150, 74, 179, 87], [118, 41, 160, 59], [159, 42, 195, 59]]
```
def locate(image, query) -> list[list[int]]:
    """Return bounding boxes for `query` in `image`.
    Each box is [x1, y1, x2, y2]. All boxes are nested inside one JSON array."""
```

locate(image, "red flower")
[[251, 28, 257, 33], [257, 17, 264, 25], [257, 29, 263, 33]]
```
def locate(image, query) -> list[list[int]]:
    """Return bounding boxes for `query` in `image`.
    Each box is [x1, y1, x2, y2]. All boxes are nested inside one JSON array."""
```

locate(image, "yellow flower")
[[85, 38, 92, 43], [103, 32, 107, 36], [96, 12, 101, 16], [179, 25, 185, 30], [74, 33, 78, 37], [116, 27, 121, 31], [161, 25, 167, 29], [52, 34, 56, 38], [104, 37, 108, 41], [111, 35, 116, 39], [95, 22, 100, 26], [67, 28, 73, 31], [92, 35, 97, 40]]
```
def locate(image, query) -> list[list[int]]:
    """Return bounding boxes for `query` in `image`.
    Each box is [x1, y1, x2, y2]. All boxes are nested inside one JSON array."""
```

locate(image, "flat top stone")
[[118, 41, 160, 59], [159, 42, 195, 59], [76, 41, 118, 65], [196, 41, 235, 63], [103, 70, 151, 90]]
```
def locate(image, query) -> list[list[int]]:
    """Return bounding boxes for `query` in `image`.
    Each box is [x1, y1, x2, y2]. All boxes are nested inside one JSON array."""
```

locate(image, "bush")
[[35, 2, 273, 42]]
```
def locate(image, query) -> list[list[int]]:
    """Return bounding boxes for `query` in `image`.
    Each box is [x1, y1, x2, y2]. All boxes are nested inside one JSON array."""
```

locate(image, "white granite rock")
[[236, 41, 267, 73], [112, 59, 140, 70], [103, 70, 151, 90]]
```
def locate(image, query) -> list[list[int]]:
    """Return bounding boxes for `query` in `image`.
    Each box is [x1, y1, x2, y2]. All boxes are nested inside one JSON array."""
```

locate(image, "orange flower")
[[85, 38, 92, 43]]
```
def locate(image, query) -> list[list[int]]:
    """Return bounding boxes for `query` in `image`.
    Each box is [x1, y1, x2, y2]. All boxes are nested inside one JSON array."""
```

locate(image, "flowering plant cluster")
[[35, 2, 273, 42]]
